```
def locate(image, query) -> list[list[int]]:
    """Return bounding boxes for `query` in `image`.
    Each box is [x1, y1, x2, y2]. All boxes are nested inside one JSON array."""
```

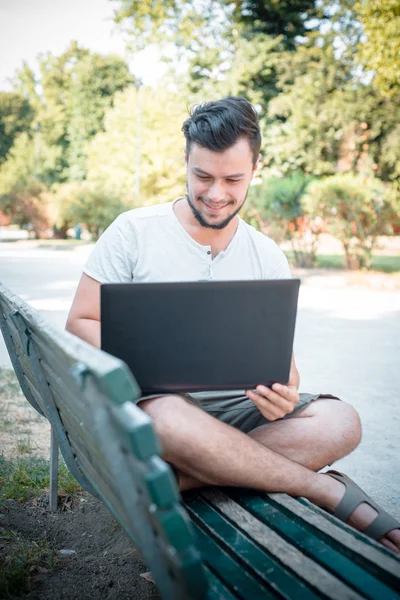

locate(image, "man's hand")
[[245, 355, 300, 421]]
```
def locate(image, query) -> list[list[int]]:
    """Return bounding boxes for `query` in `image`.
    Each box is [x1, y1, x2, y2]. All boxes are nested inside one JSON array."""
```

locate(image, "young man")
[[66, 97, 399, 552]]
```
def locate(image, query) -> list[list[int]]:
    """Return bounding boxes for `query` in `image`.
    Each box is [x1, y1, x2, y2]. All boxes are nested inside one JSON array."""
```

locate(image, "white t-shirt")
[[83, 199, 291, 284]]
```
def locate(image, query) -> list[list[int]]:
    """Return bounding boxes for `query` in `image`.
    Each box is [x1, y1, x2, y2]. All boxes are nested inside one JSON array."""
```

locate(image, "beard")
[[185, 189, 248, 230]]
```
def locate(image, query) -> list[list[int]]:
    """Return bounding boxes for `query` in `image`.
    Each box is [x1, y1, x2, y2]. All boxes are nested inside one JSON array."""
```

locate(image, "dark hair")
[[182, 96, 261, 165]]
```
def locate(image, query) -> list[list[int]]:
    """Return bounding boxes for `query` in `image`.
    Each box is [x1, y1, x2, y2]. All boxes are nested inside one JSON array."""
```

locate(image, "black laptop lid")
[[101, 279, 300, 395]]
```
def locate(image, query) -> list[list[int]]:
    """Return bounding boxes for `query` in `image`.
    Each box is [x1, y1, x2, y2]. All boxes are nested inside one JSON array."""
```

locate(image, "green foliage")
[[232, 0, 321, 49], [86, 86, 187, 204], [11, 43, 133, 185], [66, 53, 134, 180], [262, 40, 400, 187], [0, 133, 35, 194], [0, 181, 50, 239], [0, 531, 53, 599], [113, 0, 232, 51], [304, 174, 399, 269], [51, 182, 131, 240], [0, 93, 34, 165], [355, 0, 400, 97], [248, 171, 320, 267]]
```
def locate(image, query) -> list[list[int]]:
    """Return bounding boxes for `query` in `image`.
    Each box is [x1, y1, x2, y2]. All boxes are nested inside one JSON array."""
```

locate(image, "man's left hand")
[[245, 383, 299, 421]]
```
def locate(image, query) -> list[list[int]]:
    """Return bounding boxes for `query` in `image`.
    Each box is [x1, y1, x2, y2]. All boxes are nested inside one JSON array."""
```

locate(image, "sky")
[[0, 0, 166, 90]]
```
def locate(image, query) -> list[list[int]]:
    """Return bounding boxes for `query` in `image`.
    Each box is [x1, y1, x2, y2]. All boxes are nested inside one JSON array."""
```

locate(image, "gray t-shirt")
[[83, 199, 291, 283]]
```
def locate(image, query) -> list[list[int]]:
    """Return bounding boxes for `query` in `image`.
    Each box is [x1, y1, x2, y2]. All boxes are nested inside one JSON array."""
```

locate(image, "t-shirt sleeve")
[[267, 246, 292, 279], [83, 213, 138, 283]]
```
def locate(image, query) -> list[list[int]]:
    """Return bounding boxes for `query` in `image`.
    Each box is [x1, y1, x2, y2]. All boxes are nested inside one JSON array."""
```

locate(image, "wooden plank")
[[54, 397, 105, 465], [190, 519, 276, 600], [227, 489, 398, 600], [41, 362, 92, 425], [185, 492, 324, 600], [191, 490, 364, 600], [273, 495, 400, 580]]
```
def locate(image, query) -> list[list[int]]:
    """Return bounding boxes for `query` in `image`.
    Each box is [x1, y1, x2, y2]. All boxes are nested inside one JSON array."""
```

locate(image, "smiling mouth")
[[202, 200, 230, 212]]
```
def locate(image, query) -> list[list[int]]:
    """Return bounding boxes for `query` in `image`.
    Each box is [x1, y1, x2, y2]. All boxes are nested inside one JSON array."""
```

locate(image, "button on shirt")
[[83, 199, 291, 284]]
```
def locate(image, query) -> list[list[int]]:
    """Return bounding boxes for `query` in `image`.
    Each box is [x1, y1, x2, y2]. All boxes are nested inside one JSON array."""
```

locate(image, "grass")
[[316, 254, 400, 273], [15, 439, 33, 456], [0, 454, 81, 504], [284, 252, 400, 273], [0, 531, 54, 598], [0, 368, 23, 400]]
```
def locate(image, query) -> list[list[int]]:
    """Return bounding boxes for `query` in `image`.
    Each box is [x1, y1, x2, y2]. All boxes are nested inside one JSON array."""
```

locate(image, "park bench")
[[0, 281, 399, 600]]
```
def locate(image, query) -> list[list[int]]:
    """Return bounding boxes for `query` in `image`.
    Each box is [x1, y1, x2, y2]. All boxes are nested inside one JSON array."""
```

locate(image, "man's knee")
[[315, 399, 362, 453], [139, 394, 188, 422]]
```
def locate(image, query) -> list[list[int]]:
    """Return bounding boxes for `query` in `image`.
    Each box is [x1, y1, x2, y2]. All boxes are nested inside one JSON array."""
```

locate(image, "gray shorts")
[[139, 390, 341, 434]]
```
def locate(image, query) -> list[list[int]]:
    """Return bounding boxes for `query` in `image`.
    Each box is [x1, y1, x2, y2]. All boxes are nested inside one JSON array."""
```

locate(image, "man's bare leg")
[[141, 395, 400, 553]]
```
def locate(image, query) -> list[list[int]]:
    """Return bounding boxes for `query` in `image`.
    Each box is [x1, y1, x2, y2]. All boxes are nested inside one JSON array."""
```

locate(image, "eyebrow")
[[192, 167, 245, 178]]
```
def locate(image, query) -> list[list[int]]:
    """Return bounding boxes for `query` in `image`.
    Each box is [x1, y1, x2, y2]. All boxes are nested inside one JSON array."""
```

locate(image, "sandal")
[[325, 469, 400, 541]]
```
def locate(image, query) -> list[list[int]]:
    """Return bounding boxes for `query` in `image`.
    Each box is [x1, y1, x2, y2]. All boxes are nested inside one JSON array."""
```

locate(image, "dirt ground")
[[1, 495, 160, 600]]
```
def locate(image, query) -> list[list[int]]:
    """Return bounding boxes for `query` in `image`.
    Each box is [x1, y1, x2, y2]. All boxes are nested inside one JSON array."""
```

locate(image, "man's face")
[[185, 137, 258, 230]]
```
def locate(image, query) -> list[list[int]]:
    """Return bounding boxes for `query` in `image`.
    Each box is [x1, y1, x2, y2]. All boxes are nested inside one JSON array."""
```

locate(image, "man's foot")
[[319, 470, 400, 554]]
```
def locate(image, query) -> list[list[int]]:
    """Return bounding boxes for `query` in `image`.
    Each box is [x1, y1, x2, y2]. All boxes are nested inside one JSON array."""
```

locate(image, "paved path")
[[1, 243, 399, 520]]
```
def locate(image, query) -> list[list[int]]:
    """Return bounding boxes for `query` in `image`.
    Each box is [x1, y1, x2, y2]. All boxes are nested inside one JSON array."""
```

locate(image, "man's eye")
[[198, 175, 211, 180], [227, 179, 240, 184]]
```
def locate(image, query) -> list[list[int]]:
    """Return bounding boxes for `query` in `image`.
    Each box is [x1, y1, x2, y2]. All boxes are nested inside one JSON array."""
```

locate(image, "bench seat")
[[0, 282, 399, 600]]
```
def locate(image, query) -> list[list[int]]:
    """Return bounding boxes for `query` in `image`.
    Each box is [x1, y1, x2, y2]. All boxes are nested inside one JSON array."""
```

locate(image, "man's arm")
[[66, 273, 101, 348]]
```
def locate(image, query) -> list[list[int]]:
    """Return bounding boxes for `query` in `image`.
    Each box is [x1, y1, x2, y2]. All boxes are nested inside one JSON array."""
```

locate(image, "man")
[[66, 97, 399, 552]]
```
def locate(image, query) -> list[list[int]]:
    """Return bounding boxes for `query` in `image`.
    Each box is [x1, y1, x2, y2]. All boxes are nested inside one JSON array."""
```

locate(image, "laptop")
[[101, 279, 300, 395]]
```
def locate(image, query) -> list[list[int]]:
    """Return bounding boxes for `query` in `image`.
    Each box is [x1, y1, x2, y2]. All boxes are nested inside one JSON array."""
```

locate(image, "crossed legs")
[[140, 395, 400, 552]]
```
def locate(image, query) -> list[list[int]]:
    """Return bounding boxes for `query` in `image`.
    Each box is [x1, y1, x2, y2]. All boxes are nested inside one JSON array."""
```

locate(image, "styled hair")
[[182, 96, 261, 165]]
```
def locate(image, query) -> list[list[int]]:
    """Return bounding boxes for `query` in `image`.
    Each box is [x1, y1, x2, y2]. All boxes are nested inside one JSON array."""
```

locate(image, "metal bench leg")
[[49, 426, 59, 512]]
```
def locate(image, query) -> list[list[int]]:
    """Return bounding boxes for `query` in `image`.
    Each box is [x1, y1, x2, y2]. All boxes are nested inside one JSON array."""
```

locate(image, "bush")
[[0, 181, 50, 239], [248, 171, 321, 267], [50, 182, 132, 240], [304, 174, 399, 269]]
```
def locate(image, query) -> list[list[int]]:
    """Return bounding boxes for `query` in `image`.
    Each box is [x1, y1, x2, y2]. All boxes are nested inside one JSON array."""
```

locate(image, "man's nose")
[[208, 181, 225, 202]]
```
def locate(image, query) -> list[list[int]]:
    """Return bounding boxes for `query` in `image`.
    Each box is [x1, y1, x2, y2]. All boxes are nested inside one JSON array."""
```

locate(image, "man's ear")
[[253, 153, 262, 174]]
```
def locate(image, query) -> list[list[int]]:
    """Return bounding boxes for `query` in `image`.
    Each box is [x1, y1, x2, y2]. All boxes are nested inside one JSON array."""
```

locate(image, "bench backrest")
[[0, 283, 207, 600]]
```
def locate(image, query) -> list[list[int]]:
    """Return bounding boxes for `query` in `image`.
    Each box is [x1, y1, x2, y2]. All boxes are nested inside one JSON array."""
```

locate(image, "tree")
[[0, 133, 35, 195], [66, 53, 134, 180], [232, 0, 321, 49], [85, 86, 188, 205], [0, 93, 34, 164], [11, 43, 133, 185], [355, 0, 400, 97]]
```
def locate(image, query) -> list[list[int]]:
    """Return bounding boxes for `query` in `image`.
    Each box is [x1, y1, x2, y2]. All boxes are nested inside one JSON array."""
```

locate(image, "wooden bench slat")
[[229, 489, 399, 600], [288, 496, 400, 581], [196, 489, 366, 600], [185, 492, 324, 600], [204, 567, 239, 600], [110, 402, 162, 461], [191, 519, 277, 600]]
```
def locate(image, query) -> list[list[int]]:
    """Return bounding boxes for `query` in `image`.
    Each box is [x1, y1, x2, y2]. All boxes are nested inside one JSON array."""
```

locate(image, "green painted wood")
[[294, 497, 400, 586], [229, 490, 400, 600], [98, 362, 141, 405], [191, 520, 276, 600], [111, 402, 162, 460], [204, 567, 240, 600], [144, 456, 179, 509], [153, 504, 197, 554], [185, 494, 322, 600]]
